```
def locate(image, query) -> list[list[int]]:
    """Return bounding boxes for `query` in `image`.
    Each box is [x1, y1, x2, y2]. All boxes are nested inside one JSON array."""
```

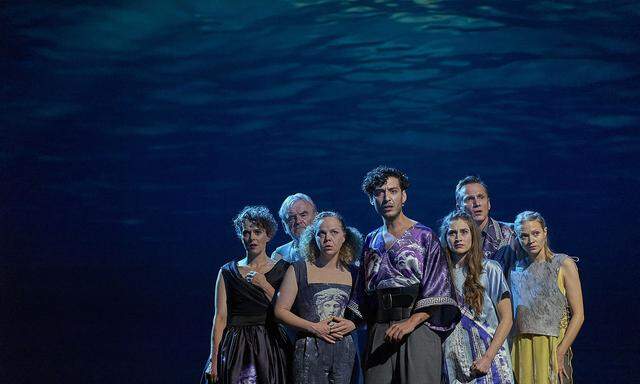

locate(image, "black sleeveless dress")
[[291, 260, 358, 384], [215, 259, 292, 384]]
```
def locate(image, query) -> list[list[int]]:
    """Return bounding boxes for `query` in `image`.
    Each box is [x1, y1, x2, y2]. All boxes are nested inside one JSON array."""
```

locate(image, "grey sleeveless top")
[[509, 253, 569, 337], [292, 261, 352, 325]]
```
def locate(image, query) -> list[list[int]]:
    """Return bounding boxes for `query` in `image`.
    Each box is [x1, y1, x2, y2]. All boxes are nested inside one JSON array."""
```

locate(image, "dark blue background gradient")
[[2, 1, 639, 382]]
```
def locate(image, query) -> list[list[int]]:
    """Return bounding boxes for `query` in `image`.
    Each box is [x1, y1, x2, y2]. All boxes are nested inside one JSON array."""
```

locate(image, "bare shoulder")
[[560, 255, 577, 267], [559, 255, 579, 277]]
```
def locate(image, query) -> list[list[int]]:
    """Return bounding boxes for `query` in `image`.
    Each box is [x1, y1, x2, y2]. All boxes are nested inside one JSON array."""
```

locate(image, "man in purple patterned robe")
[[343, 166, 460, 384]]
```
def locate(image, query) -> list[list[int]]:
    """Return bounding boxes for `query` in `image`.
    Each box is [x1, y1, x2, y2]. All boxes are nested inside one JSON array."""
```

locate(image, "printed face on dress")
[[238, 365, 257, 384], [446, 218, 473, 256], [285, 199, 316, 239], [516, 220, 548, 258], [458, 183, 491, 227], [241, 220, 270, 256], [395, 251, 420, 274], [370, 176, 407, 220], [320, 299, 342, 319], [315, 216, 346, 258], [314, 288, 348, 320]]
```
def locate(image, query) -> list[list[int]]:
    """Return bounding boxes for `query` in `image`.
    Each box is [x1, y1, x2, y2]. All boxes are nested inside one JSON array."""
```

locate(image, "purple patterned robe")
[[482, 218, 518, 274], [347, 222, 460, 332]]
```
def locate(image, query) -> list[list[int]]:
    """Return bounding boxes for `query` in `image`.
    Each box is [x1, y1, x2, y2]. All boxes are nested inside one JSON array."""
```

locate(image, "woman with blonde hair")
[[275, 211, 362, 384], [440, 210, 515, 384], [509, 211, 584, 384]]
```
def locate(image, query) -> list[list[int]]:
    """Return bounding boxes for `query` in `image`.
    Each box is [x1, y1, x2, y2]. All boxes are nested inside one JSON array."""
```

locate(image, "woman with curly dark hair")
[[204, 206, 292, 384], [275, 211, 362, 384], [440, 210, 515, 384]]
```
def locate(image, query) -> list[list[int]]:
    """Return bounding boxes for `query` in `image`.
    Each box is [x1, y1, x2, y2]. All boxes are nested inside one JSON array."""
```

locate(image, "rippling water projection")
[[2, 1, 638, 382]]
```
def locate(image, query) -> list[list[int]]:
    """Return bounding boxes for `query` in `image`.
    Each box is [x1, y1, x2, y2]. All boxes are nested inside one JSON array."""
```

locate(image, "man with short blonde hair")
[[455, 175, 517, 271]]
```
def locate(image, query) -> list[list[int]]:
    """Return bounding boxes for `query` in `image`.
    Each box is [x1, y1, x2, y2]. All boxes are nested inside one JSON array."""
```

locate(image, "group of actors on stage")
[[202, 166, 584, 384]]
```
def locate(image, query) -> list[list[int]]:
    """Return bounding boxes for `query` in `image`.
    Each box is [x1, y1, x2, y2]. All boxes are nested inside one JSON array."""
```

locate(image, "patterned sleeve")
[[414, 228, 460, 332], [493, 222, 518, 277], [485, 260, 510, 305], [345, 233, 370, 325]]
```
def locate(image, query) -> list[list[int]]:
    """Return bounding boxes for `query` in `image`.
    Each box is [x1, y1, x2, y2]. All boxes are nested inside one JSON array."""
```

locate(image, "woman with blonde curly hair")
[[440, 210, 515, 384], [275, 211, 362, 384]]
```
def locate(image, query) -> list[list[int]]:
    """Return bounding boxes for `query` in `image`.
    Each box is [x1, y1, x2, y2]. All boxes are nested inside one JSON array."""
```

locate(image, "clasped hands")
[[309, 316, 356, 344]]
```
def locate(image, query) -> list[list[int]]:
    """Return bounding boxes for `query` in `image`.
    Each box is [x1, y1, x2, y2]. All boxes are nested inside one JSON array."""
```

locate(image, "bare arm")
[[558, 258, 584, 350], [274, 265, 338, 343], [557, 258, 584, 381], [472, 297, 513, 373], [384, 312, 429, 343], [488, 297, 513, 358], [207, 269, 227, 382]]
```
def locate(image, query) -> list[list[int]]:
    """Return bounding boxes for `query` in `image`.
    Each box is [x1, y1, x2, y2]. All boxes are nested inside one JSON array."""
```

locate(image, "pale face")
[[370, 177, 407, 220], [320, 299, 342, 319], [458, 183, 491, 227], [446, 219, 473, 256], [315, 217, 346, 258], [241, 220, 270, 256], [285, 199, 316, 239], [516, 220, 548, 258]]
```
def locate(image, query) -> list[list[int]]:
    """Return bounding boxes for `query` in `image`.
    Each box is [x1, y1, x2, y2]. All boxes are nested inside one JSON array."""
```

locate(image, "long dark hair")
[[439, 210, 484, 316]]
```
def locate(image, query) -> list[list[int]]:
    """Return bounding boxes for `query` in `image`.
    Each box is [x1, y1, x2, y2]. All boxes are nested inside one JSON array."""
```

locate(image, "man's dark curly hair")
[[361, 166, 410, 196]]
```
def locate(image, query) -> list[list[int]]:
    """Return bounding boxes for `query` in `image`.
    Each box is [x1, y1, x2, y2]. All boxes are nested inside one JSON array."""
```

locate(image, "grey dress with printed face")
[[292, 261, 357, 384]]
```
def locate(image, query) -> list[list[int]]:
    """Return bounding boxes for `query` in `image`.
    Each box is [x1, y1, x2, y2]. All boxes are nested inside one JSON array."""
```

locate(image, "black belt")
[[372, 284, 419, 323]]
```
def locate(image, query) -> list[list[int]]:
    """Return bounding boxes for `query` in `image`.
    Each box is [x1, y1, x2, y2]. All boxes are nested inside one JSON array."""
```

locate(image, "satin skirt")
[[217, 324, 292, 384]]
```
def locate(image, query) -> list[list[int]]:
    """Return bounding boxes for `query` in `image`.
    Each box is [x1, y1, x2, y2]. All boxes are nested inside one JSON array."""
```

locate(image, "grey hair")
[[278, 193, 317, 221]]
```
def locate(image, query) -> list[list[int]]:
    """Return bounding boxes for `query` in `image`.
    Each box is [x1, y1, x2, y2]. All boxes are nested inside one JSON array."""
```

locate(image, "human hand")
[[246, 271, 267, 289], [205, 357, 217, 383], [471, 354, 492, 375], [329, 316, 356, 337], [557, 347, 569, 384], [384, 319, 417, 343], [309, 319, 338, 344]]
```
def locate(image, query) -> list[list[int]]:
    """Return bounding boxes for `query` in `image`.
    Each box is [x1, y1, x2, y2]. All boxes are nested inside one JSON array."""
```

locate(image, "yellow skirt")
[[511, 333, 573, 384]]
